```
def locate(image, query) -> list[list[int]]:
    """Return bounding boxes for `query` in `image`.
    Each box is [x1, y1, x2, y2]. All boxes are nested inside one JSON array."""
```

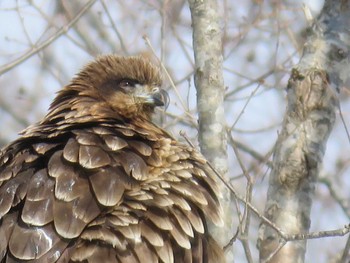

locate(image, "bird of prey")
[[0, 55, 225, 263]]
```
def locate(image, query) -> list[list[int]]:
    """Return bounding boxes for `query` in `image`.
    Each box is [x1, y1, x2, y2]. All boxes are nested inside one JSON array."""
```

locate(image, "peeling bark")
[[259, 1, 350, 262]]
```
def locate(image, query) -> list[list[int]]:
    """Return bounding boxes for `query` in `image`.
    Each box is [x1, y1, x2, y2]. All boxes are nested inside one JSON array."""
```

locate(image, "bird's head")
[[50, 55, 169, 121]]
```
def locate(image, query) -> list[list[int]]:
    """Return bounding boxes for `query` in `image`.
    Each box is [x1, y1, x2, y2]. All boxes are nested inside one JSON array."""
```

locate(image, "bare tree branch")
[[340, 232, 350, 263], [1, 1, 350, 261], [0, 0, 96, 76], [188, 0, 234, 260], [259, 0, 350, 262]]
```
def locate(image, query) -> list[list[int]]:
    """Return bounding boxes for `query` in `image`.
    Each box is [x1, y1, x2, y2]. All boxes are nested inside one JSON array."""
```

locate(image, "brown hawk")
[[0, 55, 225, 262]]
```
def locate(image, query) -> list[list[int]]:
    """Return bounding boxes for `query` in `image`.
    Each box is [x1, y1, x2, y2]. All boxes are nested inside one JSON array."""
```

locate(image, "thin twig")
[[338, 103, 350, 145], [0, 0, 96, 75], [340, 232, 350, 263], [240, 237, 254, 263], [143, 35, 191, 116], [228, 128, 254, 263], [230, 83, 262, 130], [100, 0, 128, 54], [206, 159, 285, 236], [179, 131, 286, 237], [286, 225, 350, 240], [181, 130, 350, 246], [228, 133, 273, 168], [319, 176, 350, 219], [261, 240, 287, 263], [223, 228, 239, 251]]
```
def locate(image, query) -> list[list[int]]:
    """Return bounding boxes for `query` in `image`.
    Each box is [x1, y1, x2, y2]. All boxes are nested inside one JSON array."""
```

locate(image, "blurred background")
[[0, 1, 349, 262]]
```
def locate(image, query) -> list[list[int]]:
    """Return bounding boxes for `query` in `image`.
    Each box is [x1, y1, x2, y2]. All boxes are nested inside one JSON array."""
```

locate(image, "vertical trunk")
[[188, 0, 234, 261], [259, 0, 350, 262]]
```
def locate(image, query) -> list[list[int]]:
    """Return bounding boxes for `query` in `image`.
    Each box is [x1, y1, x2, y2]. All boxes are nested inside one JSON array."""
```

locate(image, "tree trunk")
[[188, 0, 234, 261], [259, 0, 350, 262]]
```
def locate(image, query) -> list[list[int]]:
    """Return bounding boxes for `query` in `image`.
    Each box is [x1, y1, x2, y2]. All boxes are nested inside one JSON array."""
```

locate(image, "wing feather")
[[21, 169, 54, 226], [89, 167, 126, 206], [0, 55, 225, 262]]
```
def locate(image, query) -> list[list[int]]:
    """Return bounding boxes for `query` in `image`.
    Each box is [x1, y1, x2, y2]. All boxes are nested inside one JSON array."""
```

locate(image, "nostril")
[[152, 87, 159, 93]]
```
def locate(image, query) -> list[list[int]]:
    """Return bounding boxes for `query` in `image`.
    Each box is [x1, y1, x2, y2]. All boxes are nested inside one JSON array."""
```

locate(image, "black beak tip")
[[153, 89, 169, 108]]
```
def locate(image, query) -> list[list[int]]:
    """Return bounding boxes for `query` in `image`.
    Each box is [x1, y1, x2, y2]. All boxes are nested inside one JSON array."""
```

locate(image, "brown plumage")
[[0, 55, 225, 263]]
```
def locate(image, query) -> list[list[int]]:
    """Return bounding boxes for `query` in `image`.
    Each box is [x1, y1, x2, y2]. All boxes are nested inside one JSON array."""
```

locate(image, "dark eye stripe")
[[119, 79, 139, 87]]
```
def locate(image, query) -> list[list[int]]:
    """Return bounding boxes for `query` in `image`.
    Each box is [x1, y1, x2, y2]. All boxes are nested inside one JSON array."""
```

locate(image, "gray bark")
[[259, 1, 350, 262], [188, 0, 234, 261]]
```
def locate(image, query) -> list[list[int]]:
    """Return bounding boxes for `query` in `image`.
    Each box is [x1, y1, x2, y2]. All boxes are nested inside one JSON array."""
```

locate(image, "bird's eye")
[[119, 79, 137, 88], [117, 79, 139, 93]]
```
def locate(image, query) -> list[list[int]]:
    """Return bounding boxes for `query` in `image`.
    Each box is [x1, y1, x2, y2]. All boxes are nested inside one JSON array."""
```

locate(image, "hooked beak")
[[134, 85, 169, 109], [151, 89, 169, 108]]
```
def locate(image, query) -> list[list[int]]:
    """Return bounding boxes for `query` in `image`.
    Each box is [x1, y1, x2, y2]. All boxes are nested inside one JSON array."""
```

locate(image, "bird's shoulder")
[[0, 120, 222, 262]]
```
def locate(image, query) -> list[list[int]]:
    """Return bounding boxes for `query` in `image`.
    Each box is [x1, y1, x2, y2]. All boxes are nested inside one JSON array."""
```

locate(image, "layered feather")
[[0, 55, 225, 263]]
